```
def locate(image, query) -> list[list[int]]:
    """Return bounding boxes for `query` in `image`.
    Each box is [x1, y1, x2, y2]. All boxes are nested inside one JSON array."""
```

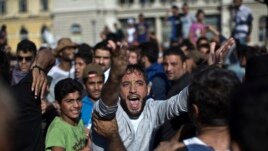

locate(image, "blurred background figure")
[[127, 18, 137, 46], [232, 0, 253, 45], [166, 5, 183, 46], [189, 9, 207, 46], [136, 13, 149, 44], [181, 3, 196, 40]]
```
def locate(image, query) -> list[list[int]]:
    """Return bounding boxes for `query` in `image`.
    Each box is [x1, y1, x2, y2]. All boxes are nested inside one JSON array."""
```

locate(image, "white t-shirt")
[[104, 68, 110, 84], [130, 113, 144, 133], [183, 137, 208, 146], [47, 64, 75, 102], [127, 27, 136, 43]]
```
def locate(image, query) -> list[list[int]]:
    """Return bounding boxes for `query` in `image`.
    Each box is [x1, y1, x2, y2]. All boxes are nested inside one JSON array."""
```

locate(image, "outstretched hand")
[[208, 37, 235, 66], [107, 40, 129, 79]]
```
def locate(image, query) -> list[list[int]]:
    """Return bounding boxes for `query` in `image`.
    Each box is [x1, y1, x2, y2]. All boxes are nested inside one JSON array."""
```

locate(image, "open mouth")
[[128, 95, 140, 110]]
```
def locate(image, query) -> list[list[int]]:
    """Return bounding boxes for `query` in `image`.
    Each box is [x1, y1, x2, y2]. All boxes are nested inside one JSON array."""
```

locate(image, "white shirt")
[[104, 68, 110, 83], [47, 64, 75, 102], [130, 113, 144, 133]]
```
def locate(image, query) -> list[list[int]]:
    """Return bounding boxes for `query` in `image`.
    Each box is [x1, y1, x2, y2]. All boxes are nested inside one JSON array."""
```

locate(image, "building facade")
[[0, 0, 53, 53], [52, 0, 117, 45], [4, 0, 263, 48]]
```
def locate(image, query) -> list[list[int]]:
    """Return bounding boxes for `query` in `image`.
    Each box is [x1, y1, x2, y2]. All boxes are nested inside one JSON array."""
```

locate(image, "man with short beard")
[[91, 41, 188, 151], [47, 38, 77, 102], [92, 39, 235, 151]]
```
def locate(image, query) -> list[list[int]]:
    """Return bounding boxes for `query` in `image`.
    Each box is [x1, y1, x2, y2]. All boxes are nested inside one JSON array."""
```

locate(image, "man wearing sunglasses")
[[11, 39, 37, 85]]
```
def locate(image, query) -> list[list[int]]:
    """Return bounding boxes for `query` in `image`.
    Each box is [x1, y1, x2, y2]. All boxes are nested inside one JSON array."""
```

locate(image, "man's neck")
[[198, 126, 230, 151], [59, 61, 72, 71]]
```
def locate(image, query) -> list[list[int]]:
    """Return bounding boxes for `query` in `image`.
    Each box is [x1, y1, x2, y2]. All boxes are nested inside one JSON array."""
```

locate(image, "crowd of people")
[[0, 0, 268, 151]]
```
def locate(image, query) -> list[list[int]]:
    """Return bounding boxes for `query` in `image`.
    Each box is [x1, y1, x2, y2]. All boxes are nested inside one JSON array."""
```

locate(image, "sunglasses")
[[17, 56, 33, 62]]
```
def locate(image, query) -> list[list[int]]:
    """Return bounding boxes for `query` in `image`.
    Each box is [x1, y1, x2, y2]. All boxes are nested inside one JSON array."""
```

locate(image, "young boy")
[[45, 78, 90, 151]]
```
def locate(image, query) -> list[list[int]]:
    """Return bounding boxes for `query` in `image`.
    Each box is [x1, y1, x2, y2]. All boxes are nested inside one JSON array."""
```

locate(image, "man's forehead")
[[122, 70, 145, 81], [164, 54, 182, 62], [95, 49, 111, 55], [17, 51, 33, 56]]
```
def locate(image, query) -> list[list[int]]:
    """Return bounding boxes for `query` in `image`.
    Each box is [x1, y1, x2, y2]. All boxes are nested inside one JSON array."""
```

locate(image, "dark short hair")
[[75, 43, 93, 65], [183, 3, 188, 7], [196, 9, 205, 17], [93, 40, 112, 55], [196, 36, 209, 47], [16, 39, 37, 56], [188, 66, 240, 126], [163, 46, 187, 62], [123, 64, 148, 84], [54, 78, 83, 103], [139, 41, 159, 63], [171, 5, 178, 10], [230, 82, 268, 151], [179, 39, 195, 51]]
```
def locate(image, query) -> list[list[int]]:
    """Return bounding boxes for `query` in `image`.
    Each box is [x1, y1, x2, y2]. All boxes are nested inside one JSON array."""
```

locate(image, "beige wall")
[[0, 0, 53, 53]]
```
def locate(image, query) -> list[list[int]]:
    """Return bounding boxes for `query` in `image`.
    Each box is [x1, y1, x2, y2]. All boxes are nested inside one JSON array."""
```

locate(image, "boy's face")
[[59, 91, 82, 125]]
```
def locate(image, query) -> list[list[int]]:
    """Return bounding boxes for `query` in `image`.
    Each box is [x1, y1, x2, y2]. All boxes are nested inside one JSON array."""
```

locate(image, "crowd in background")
[[0, 0, 268, 151]]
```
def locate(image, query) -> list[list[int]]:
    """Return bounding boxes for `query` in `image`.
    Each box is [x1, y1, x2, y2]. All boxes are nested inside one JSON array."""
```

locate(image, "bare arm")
[[101, 41, 128, 106], [93, 113, 126, 151], [30, 48, 55, 99], [51, 146, 65, 151]]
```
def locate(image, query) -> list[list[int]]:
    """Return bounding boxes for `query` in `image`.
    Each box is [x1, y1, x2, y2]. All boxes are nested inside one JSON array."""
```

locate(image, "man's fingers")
[[40, 80, 47, 99], [31, 69, 38, 91], [107, 40, 116, 52], [210, 42, 216, 54]]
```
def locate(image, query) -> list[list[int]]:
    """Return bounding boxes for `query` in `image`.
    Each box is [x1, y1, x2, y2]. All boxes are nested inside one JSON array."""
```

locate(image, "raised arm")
[[30, 48, 55, 99], [101, 41, 128, 106]]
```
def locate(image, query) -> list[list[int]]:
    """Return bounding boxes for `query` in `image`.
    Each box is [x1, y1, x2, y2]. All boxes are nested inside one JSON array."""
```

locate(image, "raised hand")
[[108, 40, 129, 79], [208, 37, 235, 66]]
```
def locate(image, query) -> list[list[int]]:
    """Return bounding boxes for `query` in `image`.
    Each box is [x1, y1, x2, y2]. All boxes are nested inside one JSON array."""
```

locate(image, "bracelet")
[[32, 65, 46, 73]]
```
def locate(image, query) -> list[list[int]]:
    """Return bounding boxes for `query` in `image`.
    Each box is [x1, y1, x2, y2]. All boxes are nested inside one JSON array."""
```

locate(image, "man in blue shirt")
[[80, 63, 104, 128], [167, 5, 183, 45]]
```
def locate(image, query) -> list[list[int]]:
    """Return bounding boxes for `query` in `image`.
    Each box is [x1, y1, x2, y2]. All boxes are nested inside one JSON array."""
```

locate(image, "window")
[[0, 0, 6, 15], [259, 16, 267, 42], [118, 0, 134, 5], [71, 24, 82, 34], [40, 0, 48, 11], [71, 23, 82, 43], [19, 0, 27, 13]]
